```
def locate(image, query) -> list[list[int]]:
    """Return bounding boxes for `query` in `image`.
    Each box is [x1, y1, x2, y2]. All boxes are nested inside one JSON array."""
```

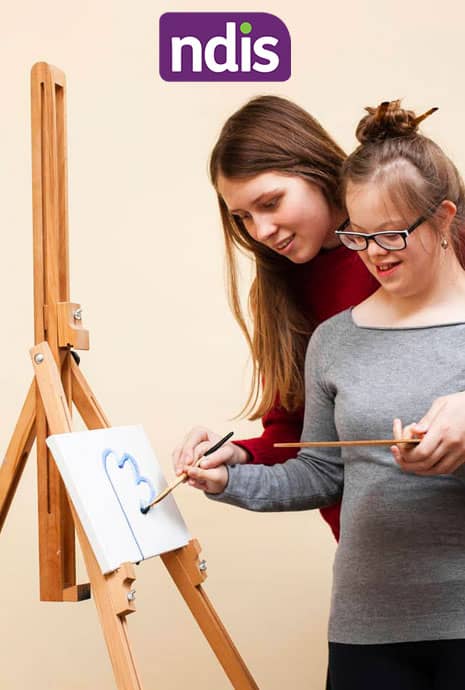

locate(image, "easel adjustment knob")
[[34, 354, 45, 364], [165, 539, 208, 587], [105, 562, 138, 617], [57, 302, 90, 350]]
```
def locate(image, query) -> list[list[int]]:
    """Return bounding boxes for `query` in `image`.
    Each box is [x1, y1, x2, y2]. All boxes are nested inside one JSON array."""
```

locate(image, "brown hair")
[[342, 100, 465, 265], [210, 95, 346, 419]]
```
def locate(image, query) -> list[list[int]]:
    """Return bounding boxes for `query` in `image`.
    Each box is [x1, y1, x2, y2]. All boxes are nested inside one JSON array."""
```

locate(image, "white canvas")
[[46, 425, 191, 573]]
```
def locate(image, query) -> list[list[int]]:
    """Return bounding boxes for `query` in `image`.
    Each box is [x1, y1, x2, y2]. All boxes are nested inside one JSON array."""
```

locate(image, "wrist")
[[206, 466, 230, 495], [233, 443, 252, 464]]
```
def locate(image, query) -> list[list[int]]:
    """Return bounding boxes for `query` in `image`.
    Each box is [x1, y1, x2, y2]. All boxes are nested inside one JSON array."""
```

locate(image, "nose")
[[253, 215, 278, 243], [366, 238, 389, 260]]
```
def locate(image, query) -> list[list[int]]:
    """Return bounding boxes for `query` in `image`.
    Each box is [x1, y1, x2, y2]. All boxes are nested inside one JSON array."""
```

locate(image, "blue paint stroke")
[[102, 449, 157, 562]]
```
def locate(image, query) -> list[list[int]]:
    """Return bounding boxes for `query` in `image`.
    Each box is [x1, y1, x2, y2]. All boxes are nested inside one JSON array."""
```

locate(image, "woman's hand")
[[391, 393, 465, 475], [183, 462, 229, 494], [391, 418, 425, 472], [172, 426, 250, 477]]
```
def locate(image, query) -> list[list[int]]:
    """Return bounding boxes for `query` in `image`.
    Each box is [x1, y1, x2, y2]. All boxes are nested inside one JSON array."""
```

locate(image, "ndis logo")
[[159, 12, 291, 81]]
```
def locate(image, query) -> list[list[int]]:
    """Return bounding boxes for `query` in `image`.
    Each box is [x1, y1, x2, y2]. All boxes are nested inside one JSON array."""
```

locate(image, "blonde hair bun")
[[355, 100, 438, 145]]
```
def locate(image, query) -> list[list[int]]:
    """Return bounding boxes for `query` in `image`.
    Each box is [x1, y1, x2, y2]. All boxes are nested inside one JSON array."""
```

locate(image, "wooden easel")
[[0, 62, 258, 690]]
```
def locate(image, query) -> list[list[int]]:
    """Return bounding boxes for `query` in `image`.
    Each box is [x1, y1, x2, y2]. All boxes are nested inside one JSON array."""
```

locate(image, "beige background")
[[0, 1, 464, 688]]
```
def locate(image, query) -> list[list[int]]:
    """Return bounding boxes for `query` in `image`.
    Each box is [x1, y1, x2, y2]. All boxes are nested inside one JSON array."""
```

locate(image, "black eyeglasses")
[[335, 213, 429, 252]]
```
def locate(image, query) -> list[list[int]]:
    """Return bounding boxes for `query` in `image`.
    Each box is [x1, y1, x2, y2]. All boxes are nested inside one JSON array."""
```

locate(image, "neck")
[[377, 254, 465, 325], [355, 251, 465, 328]]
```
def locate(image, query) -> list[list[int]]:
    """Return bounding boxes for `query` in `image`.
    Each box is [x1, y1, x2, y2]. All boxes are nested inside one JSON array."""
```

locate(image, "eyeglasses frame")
[[335, 213, 431, 252]]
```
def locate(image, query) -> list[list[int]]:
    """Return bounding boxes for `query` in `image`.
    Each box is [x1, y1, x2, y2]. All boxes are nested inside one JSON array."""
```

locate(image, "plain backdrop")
[[1, 1, 465, 689]]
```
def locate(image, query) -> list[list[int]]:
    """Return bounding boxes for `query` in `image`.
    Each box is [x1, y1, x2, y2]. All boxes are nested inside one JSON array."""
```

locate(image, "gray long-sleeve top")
[[208, 309, 465, 644]]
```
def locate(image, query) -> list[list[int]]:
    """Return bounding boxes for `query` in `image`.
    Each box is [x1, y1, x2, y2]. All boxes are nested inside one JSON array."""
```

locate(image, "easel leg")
[[31, 62, 80, 602], [162, 543, 259, 690], [74, 514, 143, 690], [71, 359, 259, 689], [33, 343, 143, 689], [36, 352, 86, 601], [70, 356, 111, 428], [0, 380, 36, 531]]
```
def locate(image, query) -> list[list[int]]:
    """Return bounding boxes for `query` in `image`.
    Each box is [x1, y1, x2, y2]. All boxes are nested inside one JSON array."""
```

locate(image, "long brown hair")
[[210, 96, 346, 419], [342, 100, 465, 267]]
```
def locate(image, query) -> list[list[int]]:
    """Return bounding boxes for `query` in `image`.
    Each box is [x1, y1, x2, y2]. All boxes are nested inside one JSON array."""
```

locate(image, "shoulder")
[[351, 290, 382, 324], [305, 310, 353, 371], [311, 309, 353, 344]]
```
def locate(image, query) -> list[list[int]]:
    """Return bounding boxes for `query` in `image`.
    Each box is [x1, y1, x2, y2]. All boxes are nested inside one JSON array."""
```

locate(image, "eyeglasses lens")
[[339, 228, 406, 251]]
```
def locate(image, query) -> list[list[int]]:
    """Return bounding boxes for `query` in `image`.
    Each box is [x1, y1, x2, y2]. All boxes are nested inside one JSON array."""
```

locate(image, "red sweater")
[[233, 246, 379, 541]]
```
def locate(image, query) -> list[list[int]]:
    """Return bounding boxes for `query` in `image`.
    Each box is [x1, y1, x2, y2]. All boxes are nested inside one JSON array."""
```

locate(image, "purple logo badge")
[[159, 12, 291, 82]]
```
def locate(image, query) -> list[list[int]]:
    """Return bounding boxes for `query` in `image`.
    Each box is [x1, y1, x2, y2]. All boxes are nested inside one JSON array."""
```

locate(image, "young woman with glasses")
[[173, 96, 465, 544], [183, 100, 465, 689]]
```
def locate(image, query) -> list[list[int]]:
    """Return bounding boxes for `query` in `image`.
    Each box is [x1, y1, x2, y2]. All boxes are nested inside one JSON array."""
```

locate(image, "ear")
[[436, 199, 457, 234]]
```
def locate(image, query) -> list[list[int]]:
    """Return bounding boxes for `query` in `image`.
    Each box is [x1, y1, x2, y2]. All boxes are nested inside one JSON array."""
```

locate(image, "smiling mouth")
[[376, 261, 401, 273], [275, 234, 295, 251]]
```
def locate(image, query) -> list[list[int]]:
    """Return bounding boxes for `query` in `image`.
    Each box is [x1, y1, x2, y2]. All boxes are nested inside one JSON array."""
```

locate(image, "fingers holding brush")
[[391, 418, 427, 472], [183, 431, 235, 494], [172, 426, 221, 476], [144, 432, 234, 513], [172, 427, 244, 476], [184, 463, 229, 494]]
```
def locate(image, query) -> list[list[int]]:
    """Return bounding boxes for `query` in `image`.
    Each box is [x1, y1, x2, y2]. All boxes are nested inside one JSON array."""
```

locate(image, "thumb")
[[411, 422, 428, 436], [198, 447, 232, 469], [413, 414, 432, 435], [186, 465, 208, 482], [193, 441, 214, 464]]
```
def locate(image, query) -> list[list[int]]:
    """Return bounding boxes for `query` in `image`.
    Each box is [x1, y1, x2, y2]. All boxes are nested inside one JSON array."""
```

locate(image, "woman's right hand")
[[172, 426, 250, 476], [391, 417, 428, 474]]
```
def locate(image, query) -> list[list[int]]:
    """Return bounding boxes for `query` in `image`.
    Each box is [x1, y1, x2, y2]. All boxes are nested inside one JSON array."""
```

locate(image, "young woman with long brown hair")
[[174, 95, 375, 539]]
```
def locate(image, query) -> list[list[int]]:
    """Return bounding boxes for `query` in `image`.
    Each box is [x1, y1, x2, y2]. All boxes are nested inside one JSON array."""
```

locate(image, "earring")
[[440, 237, 449, 249]]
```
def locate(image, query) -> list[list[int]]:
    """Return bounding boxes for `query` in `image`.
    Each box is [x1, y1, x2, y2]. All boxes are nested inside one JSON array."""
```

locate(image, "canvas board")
[[46, 425, 191, 573]]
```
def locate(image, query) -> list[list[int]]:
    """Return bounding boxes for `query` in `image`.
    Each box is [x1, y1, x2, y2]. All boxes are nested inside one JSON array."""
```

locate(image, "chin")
[[290, 255, 311, 264], [294, 247, 321, 264], [380, 282, 419, 298]]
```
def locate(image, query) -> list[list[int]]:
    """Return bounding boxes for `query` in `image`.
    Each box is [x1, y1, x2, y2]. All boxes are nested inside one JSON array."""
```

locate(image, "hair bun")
[[355, 100, 438, 144]]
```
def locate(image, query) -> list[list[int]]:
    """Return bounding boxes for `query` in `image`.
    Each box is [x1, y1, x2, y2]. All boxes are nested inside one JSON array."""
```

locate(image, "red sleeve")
[[233, 398, 341, 541], [233, 399, 303, 465]]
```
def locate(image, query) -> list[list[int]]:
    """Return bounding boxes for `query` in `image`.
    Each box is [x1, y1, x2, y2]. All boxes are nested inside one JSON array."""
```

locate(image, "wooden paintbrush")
[[274, 439, 421, 448], [142, 431, 234, 513]]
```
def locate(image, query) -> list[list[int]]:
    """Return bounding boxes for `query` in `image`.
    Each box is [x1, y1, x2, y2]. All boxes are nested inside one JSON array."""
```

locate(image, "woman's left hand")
[[391, 392, 465, 476]]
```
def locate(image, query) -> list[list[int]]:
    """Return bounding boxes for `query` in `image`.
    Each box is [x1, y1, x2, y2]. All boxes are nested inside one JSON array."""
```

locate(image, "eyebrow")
[[230, 188, 281, 214]]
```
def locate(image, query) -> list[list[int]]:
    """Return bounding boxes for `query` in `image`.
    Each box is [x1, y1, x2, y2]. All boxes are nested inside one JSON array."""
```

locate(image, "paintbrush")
[[274, 438, 421, 448], [142, 431, 234, 513]]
